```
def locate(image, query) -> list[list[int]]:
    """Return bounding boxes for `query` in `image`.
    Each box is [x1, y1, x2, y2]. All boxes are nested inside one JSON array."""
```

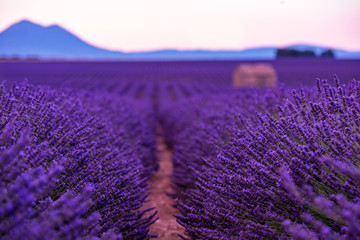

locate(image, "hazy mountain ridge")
[[0, 20, 359, 60], [0, 20, 124, 58]]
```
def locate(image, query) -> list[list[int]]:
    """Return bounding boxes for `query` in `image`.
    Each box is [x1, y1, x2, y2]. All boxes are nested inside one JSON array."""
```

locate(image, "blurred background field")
[[1, 58, 360, 93]]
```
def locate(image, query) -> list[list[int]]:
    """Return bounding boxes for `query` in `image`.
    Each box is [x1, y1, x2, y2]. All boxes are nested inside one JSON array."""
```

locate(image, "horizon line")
[[1, 18, 360, 53]]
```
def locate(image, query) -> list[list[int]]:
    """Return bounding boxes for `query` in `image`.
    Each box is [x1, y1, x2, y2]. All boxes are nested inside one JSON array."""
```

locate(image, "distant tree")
[[320, 49, 334, 58], [302, 50, 317, 57], [276, 48, 316, 58]]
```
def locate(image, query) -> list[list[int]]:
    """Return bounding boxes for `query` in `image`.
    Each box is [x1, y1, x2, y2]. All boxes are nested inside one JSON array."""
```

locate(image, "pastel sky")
[[0, 0, 359, 52]]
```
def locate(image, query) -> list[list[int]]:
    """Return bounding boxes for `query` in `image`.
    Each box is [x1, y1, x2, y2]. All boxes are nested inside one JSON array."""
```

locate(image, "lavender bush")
[[0, 81, 157, 239], [162, 77, 360, 239]]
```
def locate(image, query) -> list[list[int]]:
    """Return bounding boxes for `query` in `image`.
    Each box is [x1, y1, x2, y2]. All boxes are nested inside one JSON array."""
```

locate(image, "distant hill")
[[0, 20, 124, 59], [0, 20, 359, 60]]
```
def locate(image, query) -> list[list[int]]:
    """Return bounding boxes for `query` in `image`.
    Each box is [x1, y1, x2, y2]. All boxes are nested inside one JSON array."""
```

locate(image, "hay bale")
[[232, 63, 277, 88]]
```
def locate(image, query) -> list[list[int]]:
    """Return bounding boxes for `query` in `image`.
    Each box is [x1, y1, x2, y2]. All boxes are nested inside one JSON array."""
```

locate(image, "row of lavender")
[[0, 61, 234, 103], [0, 61, 235, 240], [1, 81, 158, 239], [1, 78, 230, 103], [161, 78, 360, 239], [2, 60, 360, 88], [2, 60, 359, 104]]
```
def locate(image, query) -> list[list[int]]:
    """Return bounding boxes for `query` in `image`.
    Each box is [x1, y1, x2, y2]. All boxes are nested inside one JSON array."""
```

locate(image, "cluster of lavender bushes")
[[162, 77, 360, 239], [1, 81, 158, 239]]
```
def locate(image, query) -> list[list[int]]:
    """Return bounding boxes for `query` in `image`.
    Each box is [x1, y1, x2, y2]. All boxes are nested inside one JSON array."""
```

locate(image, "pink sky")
[[1, 0, 359, 52]]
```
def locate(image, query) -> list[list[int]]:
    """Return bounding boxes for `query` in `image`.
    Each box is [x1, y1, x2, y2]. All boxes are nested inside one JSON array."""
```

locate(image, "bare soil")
[[143, 128, 185, 239]]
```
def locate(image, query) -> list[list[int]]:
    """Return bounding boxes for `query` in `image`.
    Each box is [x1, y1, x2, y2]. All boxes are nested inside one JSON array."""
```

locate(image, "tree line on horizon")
[[276, 48, 334, 58]]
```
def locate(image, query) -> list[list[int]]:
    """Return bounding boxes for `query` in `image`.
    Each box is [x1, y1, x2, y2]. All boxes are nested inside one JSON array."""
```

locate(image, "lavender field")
[[1, 59, 360, 240]]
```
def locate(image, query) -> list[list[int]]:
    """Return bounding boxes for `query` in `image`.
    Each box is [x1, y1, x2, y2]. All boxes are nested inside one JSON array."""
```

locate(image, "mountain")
[[0, 20, 275, 60], [0, 20, 125, 58], [120, 48, 276, 60], [0, 20, 359, 60]]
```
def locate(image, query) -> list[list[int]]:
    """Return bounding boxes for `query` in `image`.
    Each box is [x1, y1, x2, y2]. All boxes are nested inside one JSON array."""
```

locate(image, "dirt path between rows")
[[143, 127, 185, 239]]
